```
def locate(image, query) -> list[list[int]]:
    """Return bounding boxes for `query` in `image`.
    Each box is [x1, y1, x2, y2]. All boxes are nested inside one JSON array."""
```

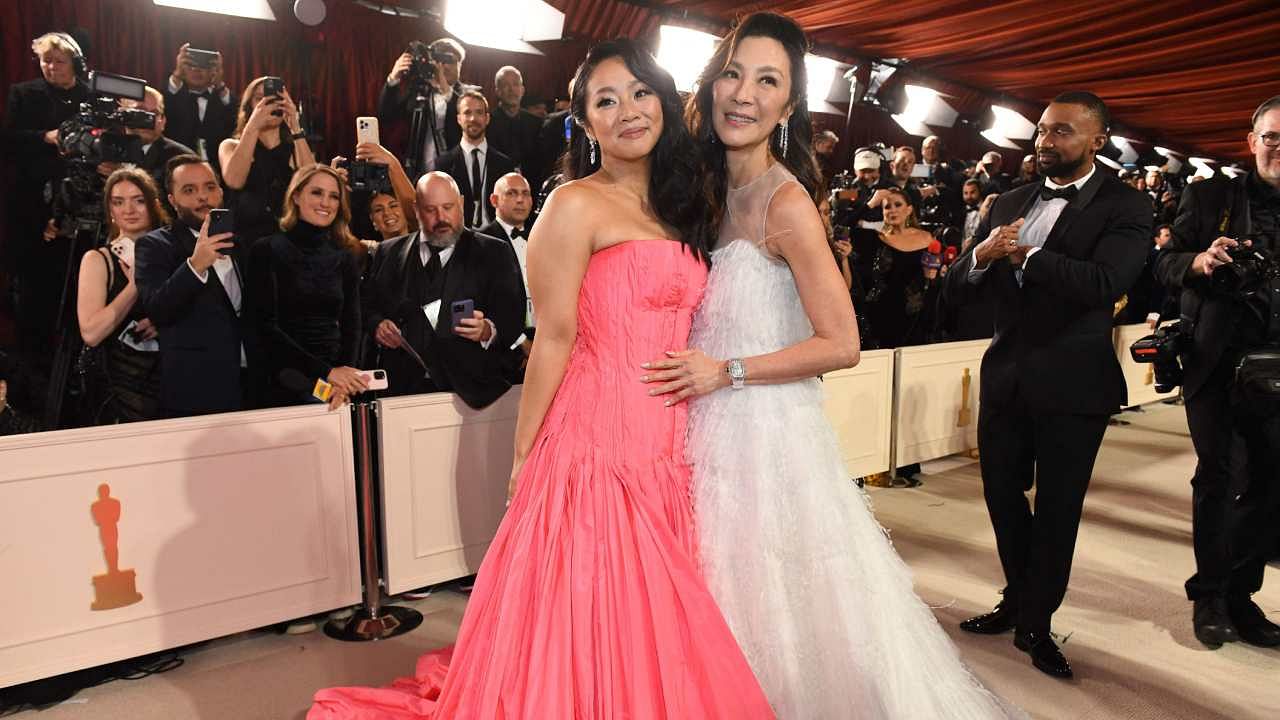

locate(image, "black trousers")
[[978, 397, 1109, 635], [1183, 359, 1280, 601]]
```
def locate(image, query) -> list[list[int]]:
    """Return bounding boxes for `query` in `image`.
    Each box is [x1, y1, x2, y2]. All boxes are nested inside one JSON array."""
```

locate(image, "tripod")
[[43, 215, 105, 428], [404, 79, 445, 181]]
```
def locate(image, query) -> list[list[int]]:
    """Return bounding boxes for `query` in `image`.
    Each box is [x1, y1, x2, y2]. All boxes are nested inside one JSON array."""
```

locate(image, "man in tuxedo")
[[121, 87, 194, 202], [488, 66, 541, 175], [920, 135, 964, 226], [135, 155, 252, 417], [429, 91, 516, 228], [378, 38, 477, 176], [974, 151, 1014, 195], [944, 92, 1151, 678], [363, 172, 525, 408], [162, 44, 235, 174], [1153, 95, 1280, 651], [480, 172, 536, 364]]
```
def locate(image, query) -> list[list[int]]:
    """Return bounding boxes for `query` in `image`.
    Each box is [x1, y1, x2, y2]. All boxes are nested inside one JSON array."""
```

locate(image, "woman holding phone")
[[219, 76, 315, 244]]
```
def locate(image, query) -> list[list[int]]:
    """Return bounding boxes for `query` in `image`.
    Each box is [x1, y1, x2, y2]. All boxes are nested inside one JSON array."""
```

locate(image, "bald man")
[[362, 171, 526, 406], [480, 172, 537, 353]]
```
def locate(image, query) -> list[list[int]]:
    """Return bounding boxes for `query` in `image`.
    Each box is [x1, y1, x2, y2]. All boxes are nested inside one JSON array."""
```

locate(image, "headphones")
[[47, 31, 87, 79]]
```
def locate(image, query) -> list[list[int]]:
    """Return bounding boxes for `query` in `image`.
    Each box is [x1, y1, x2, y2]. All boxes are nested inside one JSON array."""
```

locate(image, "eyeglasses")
[[1258, 131, 1280, 148]]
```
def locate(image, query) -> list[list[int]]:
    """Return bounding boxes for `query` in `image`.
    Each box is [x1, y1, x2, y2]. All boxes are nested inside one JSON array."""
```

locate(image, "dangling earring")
[[588, 138, 597, 164], [778, 122, 789, 156]]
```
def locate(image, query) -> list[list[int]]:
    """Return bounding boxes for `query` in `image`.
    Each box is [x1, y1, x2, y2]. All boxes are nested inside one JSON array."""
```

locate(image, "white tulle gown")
[[687, 162, 1024, 720]]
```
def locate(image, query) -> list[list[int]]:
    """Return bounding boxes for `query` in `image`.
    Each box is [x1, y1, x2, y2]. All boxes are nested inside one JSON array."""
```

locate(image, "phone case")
[[356, 117, 380, 146]]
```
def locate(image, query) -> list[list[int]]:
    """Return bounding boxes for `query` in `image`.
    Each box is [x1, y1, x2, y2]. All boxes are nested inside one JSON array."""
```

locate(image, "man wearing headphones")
[[1, 32, 91, 413]]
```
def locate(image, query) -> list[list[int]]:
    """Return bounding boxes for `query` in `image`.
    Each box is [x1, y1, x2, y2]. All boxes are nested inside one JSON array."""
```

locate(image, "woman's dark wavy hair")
[[561, 39, 713, 262], [686, 12, 821, 236]]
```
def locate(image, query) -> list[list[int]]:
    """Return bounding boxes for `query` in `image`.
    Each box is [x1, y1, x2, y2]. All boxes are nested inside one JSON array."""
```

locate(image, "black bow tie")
[[510, 227, 526, 240], [1040, 184, 1079, 202]]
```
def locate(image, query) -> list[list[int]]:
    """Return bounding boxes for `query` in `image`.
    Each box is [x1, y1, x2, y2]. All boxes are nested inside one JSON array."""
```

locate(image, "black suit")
[[1154, 173, 1280, 601], [943, 167, 1152, 634], [531, 110, 571, 198], [132, 136, 195, 199], [362, 229, 525, 408], [429, 143, 516, 228], [135, 224, 252, 417], [161, 84, 236, 175], [487, 107, 540, 174]]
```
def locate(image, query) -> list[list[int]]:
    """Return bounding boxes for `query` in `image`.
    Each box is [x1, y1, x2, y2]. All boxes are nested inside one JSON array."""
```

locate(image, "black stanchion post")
[[324, 398, 423, 641]]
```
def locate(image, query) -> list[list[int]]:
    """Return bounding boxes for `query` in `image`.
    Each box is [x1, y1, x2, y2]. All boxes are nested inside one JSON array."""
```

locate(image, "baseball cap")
[[854, 150, 881, 171]]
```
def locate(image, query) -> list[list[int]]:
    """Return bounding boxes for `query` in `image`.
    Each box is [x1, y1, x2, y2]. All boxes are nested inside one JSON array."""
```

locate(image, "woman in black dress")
[[248, 164, 367, 408], [860, 186, 942, 350], [218, 76, 316, 243], [75, 166, 167, 424]]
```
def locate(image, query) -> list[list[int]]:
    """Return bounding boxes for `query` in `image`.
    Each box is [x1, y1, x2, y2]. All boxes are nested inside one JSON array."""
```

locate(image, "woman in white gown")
[[642, 13, 1024, 719]]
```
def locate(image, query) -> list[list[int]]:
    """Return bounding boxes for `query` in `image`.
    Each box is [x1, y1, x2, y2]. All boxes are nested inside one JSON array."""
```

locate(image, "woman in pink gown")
[[307, 40, 774, 720]]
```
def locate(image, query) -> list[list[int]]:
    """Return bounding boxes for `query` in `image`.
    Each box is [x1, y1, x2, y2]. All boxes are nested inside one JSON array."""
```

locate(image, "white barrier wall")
[[822, 349, 894, 478], [1114, 323, 1176, 407], [894, 339, 990, 467], [378, 390, 520, 595], [0, 406, 361, 689]]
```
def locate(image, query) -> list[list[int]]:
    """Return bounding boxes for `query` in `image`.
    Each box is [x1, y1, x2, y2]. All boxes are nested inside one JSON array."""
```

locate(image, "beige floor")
[[7, 403, 1279, 719]]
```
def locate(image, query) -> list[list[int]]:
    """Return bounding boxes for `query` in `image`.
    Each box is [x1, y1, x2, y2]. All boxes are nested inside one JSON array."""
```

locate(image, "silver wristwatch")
[[726, 359, 747, 390]]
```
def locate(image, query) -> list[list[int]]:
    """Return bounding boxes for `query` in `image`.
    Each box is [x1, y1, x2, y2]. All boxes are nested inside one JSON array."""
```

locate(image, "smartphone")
[[262, 76, 285, 97], [451, 299, 475, 333], [911, 163, 931, 179], [186, 48, 218, 69], [356, 116, 380, 147], [109, 238, 135, 269], [207, 208, 235, 245], [357, 369, 389, 391]]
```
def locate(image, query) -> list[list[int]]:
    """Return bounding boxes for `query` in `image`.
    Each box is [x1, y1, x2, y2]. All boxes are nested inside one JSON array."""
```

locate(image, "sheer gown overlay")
[[308, 239, 775, 719], [687, 163, 1023, 720]]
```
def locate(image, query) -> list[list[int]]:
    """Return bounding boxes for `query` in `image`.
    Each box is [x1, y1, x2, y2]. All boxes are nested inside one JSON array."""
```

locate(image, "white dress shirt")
[[416, 233, 497, 349], [968, 164, 1097, 284], [167, 76, 232, 123], [495, 217, 534, 329]]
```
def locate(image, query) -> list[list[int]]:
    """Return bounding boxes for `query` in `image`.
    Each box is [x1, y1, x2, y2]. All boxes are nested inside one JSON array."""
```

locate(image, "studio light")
[[153, 0, 276, 20], [1110, 135, 1139, 164], [805, 54, 840, 114], [656, 25, 720, 92], [1189, 156, 1216, 179], [1096, 154, 1122, 170], [444, 0, 564, 55], [890, 84, 958, 136], [863, 61, 898, 106], [981, 128, 1021, 149], [1222, 165, 1246, 178], [990, 105, 1035, 140]]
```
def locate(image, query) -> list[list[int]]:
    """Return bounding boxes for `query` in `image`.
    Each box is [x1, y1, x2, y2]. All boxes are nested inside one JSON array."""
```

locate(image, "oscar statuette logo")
[[90, 483, 143, 611]]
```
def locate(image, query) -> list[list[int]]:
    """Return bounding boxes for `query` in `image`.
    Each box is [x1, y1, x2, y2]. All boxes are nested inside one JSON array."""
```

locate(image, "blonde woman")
[[246, 164, 367, 408]]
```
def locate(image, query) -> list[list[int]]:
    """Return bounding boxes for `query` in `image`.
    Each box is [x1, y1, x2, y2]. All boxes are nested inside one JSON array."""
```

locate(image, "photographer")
[[120, 86, 195, 200], [163, 43, 235, 171], [218, 76, 316, 244], [378, 38, 478, 174], [2, 32, 91, 402], [1153, 95, 1280, 651], [831, 148, 890, 231], [333, 141, 417, 239]]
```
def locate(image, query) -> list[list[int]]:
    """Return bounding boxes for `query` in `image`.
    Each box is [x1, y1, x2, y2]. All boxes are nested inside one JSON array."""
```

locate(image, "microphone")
[[943, 245, 958, 266], [279, 368, 333, 402], [921, 240, 943, 281]]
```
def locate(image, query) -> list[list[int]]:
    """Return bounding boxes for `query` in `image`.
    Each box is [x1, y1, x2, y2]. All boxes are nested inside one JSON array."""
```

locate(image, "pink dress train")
[[308, 240, 775, 719]]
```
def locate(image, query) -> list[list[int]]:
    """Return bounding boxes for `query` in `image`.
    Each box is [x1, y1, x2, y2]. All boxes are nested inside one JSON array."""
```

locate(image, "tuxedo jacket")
[[135, 224, 254, 416], [429, 144, 516, 227], [943, 168, 1152, 415], [1153, 174, 1256, 399], [363, 229, 525, 408], [133, 136, 196, 195], [487, 108, 541, 172], [477, 214, 538, 245], [162, 85, 236, 173]]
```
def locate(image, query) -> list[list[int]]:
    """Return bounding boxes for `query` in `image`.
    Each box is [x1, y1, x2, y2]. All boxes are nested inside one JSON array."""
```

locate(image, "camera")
[[335, 158, 392, 195], [1130, 320, 1188, 393], [52, 71, 154, 235], [1211, 241, 1278, 300], [405, 41, 457, 90]]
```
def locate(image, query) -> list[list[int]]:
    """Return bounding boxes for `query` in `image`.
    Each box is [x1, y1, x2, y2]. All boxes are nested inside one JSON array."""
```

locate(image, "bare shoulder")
[[765, 180, 824, 252], [528, 180, 597, 252]]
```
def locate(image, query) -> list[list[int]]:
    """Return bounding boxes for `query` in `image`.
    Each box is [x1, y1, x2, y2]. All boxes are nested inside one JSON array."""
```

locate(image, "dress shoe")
[[1193, 597, 1240, 649], [960, 602, 1017, 635], [1228, 596, 1280, 647], [1014, 631, 1072, 679]]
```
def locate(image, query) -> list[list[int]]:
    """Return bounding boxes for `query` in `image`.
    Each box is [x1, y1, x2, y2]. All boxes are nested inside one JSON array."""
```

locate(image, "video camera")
[[52, 71, 154, 236], [405, 41, 456, 92], [1211, 241, 1277, 300]]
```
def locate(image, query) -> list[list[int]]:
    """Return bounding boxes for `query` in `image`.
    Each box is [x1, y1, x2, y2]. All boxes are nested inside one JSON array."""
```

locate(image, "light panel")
[[805, 54, 840, 113], [981, 128, 1021, 149], [656, 25, 720, 92], [990, 105, 1035, 141], [153, 0, 276, 21], [444, 0, 564, 55]]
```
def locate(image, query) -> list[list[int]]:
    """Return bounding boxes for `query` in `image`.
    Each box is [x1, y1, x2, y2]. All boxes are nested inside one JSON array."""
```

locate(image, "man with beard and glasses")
[[944, 91, 1151, 679], [135, 155, 254, 417], [1154, 95, 1280, 652], [362, 172, 524, 407], [429, 91, 516, 228]]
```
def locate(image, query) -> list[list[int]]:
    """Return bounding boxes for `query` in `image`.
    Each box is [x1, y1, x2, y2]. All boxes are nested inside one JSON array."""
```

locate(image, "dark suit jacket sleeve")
[[135, 230, 207, 326], [480, 239, 527, 351], [361, 246, 389, 334], [246, 238, 335, 378], [377, 82, 406, 125], [1154, 182, 1212, 292], [1021, 193, 1152, 307], [942, 214, 994, 306]]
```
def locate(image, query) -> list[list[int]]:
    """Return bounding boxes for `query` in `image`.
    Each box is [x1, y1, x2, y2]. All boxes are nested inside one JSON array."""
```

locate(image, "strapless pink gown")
[[308, 240, 775, 719]]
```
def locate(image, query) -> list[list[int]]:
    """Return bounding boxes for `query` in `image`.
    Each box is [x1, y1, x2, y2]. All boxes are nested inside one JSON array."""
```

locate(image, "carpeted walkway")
[[5, 403, 1278, 719]]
